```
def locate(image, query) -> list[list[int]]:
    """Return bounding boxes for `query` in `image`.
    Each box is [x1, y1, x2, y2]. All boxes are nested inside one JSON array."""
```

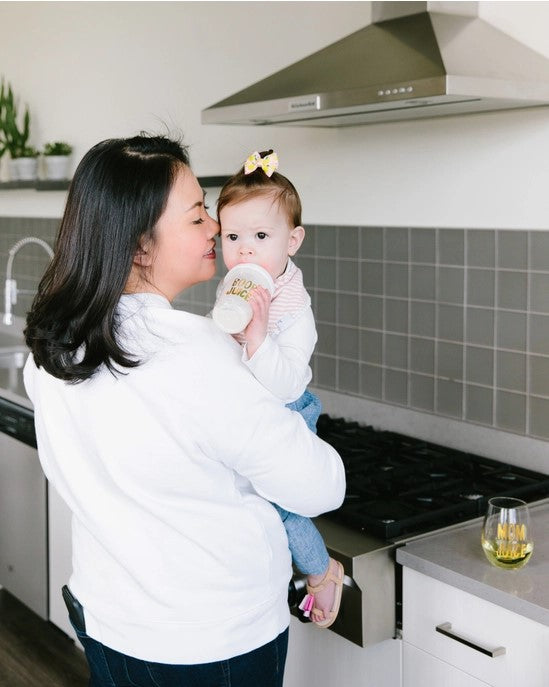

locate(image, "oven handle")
[[435, 622, 506, 658]]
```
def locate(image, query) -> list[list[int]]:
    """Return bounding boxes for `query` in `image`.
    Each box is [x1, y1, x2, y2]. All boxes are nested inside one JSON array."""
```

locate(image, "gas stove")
[[293, 414, 549, 648], [316, 414, 549, 542]]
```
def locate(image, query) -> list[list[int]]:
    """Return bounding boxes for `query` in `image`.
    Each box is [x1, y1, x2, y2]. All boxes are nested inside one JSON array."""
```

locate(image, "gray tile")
[[496, 391, 526, 434], [410, 337, 435, 374], [361, 262, 383, 295], [438, 229, 464, 265], [338, 260, 359, 293], [466, 307, 494, 346], [438, 267, 464, 304], [498, 231, 527, 269], [361, 296, 383, 329], [361, 330, 383, 364], [467, 269, 494, 307], [385, 228, 408, 262], [316, 323, 337, 355], [338, 359, 360, 394], [465, 385, 493, 425], [411, 228, 436, 264], [316, 227, 337, 256], [410, 374, 434, 411], [385, 263, 409, 298], [465, 346, 494, 386], [315, 355, 337, 388], [360, 363, 382, 399], [300, 226, 316, 256], [530, 232, 549, 271], [337, 325, 360, 359], [498, 311, 527, 351], [467, 230, 495, 267], [497, 271, 527, 311], [438, 304, 464, 342], [529, 355, 549, 397], [437, 342, 463, 381], [316, 291, 337, 323], [436, 380, 463, 418], [385, 334, 408, 369], [496, 351, 526, 393], [317, 257, 337, 290], [337, 293, 359, 326], [338, 226, 359, 258], [530, 273, 549, 313], [297, 256, 315, 289], [384, 369, 408, 405], [529, 396, 549, 439], [385, 298, 408, 333], [411, 265, 436, 300], [529, 314, 549, 355], [361, 227, 383, 260], [410, 301, 435, 337]]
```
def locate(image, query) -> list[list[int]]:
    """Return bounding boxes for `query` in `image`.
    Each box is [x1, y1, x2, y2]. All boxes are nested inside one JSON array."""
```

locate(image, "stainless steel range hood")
[[202, 1, 549, 127]]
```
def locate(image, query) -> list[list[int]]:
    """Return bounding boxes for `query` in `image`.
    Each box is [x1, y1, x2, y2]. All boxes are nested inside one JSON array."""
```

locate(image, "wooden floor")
[[0, 589, 89, 687]]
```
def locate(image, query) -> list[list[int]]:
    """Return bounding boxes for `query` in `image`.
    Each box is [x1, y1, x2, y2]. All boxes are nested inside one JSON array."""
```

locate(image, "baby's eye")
[[257, 232, 267, 240], [227, 234, 238, 241]]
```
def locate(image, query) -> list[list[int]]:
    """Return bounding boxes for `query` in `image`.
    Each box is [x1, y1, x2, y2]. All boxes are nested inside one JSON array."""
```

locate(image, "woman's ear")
[[133, 241, 153, 267], [288, 226, 305, 256]]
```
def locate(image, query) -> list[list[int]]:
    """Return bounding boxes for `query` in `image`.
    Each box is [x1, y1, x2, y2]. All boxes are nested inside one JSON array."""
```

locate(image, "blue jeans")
[[72, 623, 288, 687], [274, 390, 330, 576]]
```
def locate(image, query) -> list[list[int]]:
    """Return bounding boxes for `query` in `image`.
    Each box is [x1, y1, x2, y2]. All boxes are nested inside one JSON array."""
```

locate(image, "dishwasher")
[[0, 395, 48, 619]]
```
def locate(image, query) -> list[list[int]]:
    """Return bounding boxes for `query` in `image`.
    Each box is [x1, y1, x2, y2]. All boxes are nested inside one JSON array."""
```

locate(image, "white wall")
[[1, 1, 549, 228]]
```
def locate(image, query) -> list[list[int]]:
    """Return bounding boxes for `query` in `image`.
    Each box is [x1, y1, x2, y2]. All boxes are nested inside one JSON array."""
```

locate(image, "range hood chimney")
[[202, 1, 549, 127]]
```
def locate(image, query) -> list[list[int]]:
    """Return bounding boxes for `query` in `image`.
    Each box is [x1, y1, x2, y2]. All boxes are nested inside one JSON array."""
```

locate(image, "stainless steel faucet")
[[3, 237, 54, 325]]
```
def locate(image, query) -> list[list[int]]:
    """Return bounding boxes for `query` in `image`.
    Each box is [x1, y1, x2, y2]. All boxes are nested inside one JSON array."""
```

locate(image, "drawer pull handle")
[[435, 622, 506, 658]]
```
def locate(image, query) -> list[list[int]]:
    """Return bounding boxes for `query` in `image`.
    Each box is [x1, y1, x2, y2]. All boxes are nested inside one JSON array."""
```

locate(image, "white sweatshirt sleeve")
[[242, 307, 317, 404], [195, 329, 345, 517]]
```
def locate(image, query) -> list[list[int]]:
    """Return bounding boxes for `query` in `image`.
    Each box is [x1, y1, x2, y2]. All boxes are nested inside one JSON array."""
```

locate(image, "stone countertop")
[[396, 499, 549, 627]]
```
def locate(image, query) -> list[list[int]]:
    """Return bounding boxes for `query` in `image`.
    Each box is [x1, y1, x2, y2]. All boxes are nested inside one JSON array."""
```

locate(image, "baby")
[[215, 150, 344, 627]]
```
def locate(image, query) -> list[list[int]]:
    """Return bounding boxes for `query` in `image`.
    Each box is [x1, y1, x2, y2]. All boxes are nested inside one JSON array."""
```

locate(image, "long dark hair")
[[25, 134, 190, 383]]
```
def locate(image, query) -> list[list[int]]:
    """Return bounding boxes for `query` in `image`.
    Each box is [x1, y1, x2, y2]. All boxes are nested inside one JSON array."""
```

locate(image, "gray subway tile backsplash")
[[4, 217, 549, 442]]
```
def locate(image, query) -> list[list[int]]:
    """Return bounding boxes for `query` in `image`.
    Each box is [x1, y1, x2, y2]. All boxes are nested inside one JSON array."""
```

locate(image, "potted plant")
[[42, 140, 73, 180], [0, 78, 35, 181]]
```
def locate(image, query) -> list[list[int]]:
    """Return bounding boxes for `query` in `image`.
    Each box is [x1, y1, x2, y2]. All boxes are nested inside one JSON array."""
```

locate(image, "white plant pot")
[[7, 158, 19, 181], [14, 157, 38, 181], [44, 155, 70, 181]]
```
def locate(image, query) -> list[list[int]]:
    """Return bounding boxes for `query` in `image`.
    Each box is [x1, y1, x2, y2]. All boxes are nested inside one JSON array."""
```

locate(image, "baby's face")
[[219, 193, 304, 280]]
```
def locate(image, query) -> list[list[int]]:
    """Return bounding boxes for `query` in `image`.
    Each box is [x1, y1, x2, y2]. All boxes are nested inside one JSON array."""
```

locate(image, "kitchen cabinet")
[[0, 428, 47, 619], [284, 619, 401, 687], [48, 483, 77, 640], [402, 567, 549, 687]]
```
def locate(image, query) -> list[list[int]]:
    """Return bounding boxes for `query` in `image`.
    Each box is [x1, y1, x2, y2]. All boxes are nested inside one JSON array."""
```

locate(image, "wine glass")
[[481, 497, 534, 570]]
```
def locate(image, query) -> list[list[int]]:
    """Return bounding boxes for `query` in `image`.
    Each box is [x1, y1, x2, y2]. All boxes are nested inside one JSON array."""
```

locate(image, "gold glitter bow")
[[244, 151, 279, 177]]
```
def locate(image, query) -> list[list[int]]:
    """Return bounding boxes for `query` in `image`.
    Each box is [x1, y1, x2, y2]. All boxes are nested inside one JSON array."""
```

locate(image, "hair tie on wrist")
[[244, 150, 279, 177]]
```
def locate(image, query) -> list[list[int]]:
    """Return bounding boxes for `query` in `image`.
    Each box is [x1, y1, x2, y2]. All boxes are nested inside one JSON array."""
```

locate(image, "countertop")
[[396, 499, 549, 627]]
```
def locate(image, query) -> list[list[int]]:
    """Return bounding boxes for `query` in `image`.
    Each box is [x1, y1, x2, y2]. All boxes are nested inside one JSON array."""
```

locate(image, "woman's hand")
[[243, 286, 271, 358]]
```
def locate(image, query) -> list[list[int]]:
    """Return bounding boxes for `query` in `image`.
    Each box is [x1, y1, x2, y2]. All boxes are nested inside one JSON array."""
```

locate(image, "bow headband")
[[244, 150, 279, 177]]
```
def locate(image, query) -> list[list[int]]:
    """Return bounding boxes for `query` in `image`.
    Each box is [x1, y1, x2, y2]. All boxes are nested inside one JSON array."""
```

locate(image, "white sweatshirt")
[[23, 293, 345, 664]]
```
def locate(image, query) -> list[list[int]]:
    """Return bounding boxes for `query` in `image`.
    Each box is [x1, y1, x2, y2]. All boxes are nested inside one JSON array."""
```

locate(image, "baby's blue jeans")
[[273, 390, 330, 576]]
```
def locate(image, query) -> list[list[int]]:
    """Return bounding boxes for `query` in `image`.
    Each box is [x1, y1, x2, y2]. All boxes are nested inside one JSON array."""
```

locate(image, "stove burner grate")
[[317, 414, 549, 540]]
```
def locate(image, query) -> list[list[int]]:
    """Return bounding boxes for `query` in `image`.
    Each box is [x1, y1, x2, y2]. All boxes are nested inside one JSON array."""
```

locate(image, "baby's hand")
[[244, 286, 271, 358]]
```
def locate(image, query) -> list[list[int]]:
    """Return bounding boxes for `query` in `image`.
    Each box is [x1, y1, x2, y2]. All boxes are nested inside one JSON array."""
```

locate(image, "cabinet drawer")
[[403, 642, 489, 687], [402, 568, 549, 687]]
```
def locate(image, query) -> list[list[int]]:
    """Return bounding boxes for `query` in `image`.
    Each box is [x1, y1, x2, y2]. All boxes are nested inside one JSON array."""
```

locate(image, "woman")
[[24, 135, 345, 687]]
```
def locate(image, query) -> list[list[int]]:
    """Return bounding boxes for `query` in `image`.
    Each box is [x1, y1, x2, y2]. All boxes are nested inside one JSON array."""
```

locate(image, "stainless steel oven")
[[290, 414, 549, 647]]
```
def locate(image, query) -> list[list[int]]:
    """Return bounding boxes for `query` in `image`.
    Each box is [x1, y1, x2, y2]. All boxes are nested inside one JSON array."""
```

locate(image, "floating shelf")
[[0, 176, 229, 191]]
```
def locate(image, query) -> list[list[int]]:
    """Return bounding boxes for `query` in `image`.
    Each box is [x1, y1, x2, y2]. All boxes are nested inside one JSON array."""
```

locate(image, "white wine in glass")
[[481, 497, 534, 570]]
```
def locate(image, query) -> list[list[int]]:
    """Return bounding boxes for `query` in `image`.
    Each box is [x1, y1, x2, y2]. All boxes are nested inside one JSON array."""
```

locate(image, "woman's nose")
[[207, 215, 219, 237]]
